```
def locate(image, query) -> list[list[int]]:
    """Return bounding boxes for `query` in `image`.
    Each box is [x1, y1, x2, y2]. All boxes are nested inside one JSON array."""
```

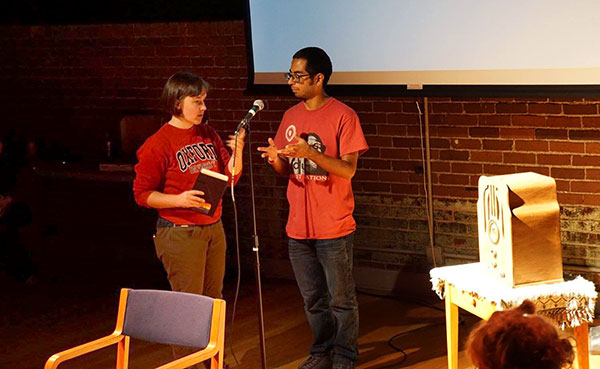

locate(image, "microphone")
[[236, 99, 264, 132]]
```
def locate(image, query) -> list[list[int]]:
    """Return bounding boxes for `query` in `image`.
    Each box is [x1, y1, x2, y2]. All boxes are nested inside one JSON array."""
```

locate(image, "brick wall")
[[2, 20, 599, 282]]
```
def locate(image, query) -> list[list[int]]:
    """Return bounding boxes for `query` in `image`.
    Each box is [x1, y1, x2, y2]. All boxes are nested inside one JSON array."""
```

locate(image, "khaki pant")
[[153, 220, 227, 368]]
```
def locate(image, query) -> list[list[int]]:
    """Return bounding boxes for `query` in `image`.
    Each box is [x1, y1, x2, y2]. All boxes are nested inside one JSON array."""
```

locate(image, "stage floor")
[[1, 270, 597, 369]]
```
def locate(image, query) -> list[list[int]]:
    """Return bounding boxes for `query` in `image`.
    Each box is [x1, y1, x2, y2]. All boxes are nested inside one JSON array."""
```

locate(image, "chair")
[[44, 288, 226, 369]]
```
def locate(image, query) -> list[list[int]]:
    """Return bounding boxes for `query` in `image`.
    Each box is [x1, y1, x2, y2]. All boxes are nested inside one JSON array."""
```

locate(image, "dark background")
[[0, 0, 245, 24]]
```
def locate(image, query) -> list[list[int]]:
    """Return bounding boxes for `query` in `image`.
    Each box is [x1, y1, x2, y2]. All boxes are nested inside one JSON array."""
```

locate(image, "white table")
[[430, 263, 597, 369]]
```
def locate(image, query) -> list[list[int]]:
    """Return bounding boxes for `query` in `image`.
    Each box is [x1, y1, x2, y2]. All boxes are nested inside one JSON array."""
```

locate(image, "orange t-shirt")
[[274, 98, 368, 239]]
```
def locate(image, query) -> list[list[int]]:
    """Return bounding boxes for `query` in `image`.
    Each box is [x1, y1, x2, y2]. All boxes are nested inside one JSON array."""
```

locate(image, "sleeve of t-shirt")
[[339, 109, 369, 157], [133, 137, 168, 208]]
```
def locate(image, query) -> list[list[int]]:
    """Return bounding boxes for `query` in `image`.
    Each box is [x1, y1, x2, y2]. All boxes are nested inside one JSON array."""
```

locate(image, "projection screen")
[[247, 0, 600, 87]]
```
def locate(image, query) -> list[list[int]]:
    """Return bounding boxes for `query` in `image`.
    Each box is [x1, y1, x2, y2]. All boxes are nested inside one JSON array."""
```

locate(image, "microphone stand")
[[232, 122, 268, 369]]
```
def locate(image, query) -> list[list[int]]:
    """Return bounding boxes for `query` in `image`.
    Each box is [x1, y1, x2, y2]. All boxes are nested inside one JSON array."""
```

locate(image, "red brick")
[[346, 101, 373, 112], [511, 115, 546, 127], [432, 185, 478, 199], [439, 150, 470, 161], [515, 140, 548, 152], [358, 112, 387, 124], [360, 159, 392, 170], [515, 166, 549, 176], [434, 126, 469, 138], [392, 137, 421, 148], [366, 136, 393, 148], [572, 155, 600, 167], [535, 128, 568, 140], [571, 181, 600, 193], [496, 103, 527, 113], [411, 148, 432, 160], [587, 169, 600, 180], [402, 102, 420, 113], [387, 113, 419, 125], [391, 160, 422, 172], [361, 148, 380, 158], [431, 102, 463, 114], [503, 152, 536, 164], [451, 139, 482, 149], [549, 141, 585, 153], [587, 143, 600, 154], [582, 117, 600, 128], [373, 101, 404, 112], [528, 103, 562, 114], [563, 104, 598, 115], [470, 151, 503, 162], [409, 173, 426, 183], [391, 183, 421, 195], [584, 194, 600, 206], [377, 124, 405, 136], [406, 126, 422, 136], [430, 162, 451, 172], [470, 127, 500, 138], [438, 174, 471, 185], [463, 103, 495, 114], [569, 130, 600, 141], [484, 164, 516, 175], [555, 180, 570, 191], [430, 138, 451, 149], [379, 171, 411, 183], [547, 116, 581, 128], [380, 148, 410, 159], [500, 127, 535, 139], [551, 168, 585, 179], [482, 139, 513, 150], [446, 114, 478, 126], [537, 154, 571, 165], [557, 193, 584, 205], [361, 182, 391, 193], [479, 115, 511, 126], [452, 163, 483, 174]]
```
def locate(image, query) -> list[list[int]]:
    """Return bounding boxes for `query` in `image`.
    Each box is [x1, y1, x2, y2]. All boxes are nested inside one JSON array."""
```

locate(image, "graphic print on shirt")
[[175, 142, 218, 173], [289, 132, 328, 181]]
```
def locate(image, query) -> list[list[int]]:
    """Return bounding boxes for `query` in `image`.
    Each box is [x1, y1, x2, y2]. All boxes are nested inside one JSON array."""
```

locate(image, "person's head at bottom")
[[467, 300, 574, 369]]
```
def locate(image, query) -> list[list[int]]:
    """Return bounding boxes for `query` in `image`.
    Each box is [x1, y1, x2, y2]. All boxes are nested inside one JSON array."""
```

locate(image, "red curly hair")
[[466, 300, 574, 369]]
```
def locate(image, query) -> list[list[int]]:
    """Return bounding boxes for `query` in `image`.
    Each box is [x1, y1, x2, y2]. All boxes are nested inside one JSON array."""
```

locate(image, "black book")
[[192, 168, 229, 217]]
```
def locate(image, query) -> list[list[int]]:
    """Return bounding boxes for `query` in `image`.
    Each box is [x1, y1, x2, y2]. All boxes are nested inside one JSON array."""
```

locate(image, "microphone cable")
[[227, 127, 244, 367]]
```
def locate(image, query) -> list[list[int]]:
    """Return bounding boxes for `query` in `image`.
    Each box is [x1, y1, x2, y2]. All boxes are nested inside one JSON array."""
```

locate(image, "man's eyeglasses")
[[284, 72, 313, 83]]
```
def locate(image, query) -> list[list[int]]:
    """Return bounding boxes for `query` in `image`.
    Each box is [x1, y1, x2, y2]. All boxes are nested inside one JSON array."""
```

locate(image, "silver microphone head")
[[253, 99, 265, 112]]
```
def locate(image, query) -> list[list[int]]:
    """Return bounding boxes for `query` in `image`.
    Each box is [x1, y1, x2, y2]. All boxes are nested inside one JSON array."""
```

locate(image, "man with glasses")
[[258, 47, 368, 369]]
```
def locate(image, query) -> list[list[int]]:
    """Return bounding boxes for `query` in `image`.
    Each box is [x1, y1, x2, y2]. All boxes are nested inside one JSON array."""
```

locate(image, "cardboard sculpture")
[[477, 172, 563, 287]]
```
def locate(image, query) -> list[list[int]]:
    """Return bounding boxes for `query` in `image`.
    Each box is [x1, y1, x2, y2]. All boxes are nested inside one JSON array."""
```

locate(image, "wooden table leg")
[[445, 282, 459, 369], [574, 323, 589, 369]]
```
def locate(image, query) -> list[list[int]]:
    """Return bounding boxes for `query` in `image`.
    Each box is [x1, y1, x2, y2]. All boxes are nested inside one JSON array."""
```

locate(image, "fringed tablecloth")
[[430, 262, 597, 328]]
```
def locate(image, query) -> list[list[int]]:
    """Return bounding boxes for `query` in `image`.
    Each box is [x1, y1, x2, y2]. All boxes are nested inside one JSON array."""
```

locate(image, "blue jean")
[[288, 233, 359, 364]]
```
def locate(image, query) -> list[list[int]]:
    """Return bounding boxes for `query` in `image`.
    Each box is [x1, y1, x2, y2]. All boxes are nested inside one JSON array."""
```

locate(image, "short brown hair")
[[467, 300, 574, 369], [160, 72, 210, 116]]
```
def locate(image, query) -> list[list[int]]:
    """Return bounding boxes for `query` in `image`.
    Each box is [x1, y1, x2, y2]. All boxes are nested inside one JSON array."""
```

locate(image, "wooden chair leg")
[[117, 336, 129, 369]]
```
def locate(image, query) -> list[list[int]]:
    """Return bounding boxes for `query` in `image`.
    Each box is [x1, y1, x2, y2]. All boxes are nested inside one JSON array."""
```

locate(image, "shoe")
[[298, 353, 333, 369]]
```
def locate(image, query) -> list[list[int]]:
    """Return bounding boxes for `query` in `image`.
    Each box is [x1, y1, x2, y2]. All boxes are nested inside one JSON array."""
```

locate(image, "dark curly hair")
[[467, 300, 574, 369]]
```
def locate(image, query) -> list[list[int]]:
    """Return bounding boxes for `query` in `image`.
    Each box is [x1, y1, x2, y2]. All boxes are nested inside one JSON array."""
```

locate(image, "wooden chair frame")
[[44, 288, 226, 369]]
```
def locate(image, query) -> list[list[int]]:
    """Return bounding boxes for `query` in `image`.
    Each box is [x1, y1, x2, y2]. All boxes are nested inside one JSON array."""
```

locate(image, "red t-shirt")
[[133, 123, 240, 225], [274, 98, 368, 239]]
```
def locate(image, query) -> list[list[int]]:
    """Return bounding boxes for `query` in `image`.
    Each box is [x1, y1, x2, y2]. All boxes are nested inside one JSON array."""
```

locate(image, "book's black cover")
[[192, 168, 228, 217]]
